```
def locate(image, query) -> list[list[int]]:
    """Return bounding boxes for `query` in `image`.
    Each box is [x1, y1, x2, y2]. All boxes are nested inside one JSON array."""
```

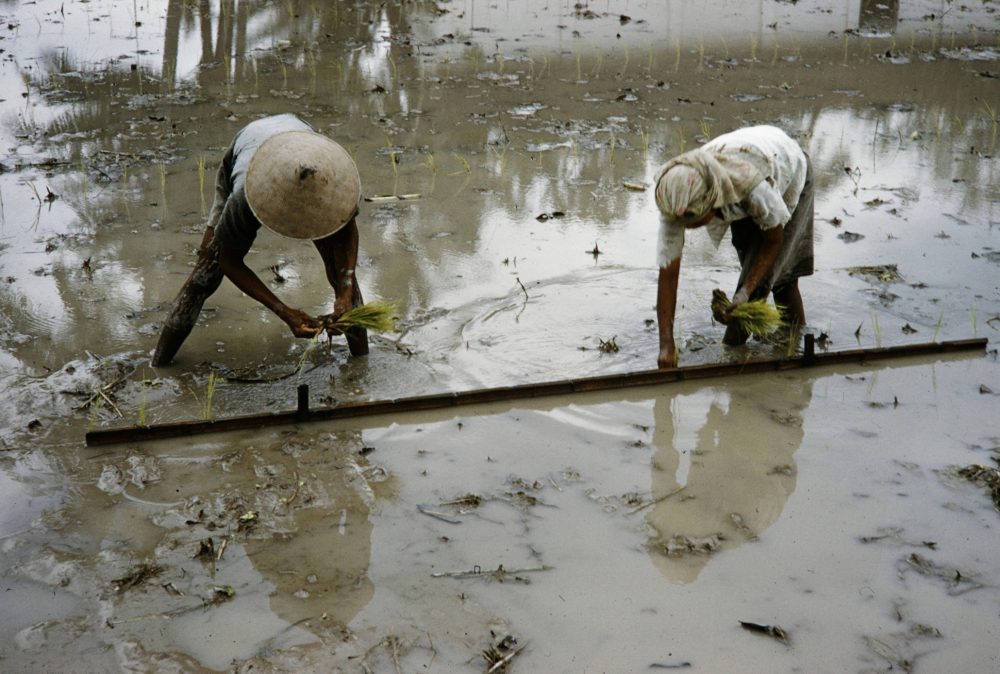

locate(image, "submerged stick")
[[86, 337, 988, 446]]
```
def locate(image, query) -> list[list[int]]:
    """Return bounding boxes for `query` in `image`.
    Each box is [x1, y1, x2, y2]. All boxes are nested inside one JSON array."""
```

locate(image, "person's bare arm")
[[314, 215, 359, 319], [656, 258, 681, 369], [728, 225, 783, 312], [218, 247, 320, 337]]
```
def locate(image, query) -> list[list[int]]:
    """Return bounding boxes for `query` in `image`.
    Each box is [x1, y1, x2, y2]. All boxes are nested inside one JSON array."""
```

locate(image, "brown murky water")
[[1, 1, 999, 672]]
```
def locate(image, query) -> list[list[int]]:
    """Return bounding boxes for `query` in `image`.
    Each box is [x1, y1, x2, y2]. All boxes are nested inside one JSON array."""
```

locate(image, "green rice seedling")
[[26, 181, 42, 205], [159, 163, 167, 206], [609, 133, 617, 164], [750, 35, 759, 62], [388, 148, 399, 178], [673, 39, 681, 72], [326, 302, 397, 333], [933, 311, 944, 341], [590, 52, 604, 80], [699, 118, 712, 140], [871, 311, 882, 348], [712, 289, 786, 338], [639, 127, 650, 157], [202, 372, 219, 420], [87, 395, 103, 431], [296, 332, 322, 378], [730, 300, 786, 337], [646, 45, 654, 74], [983, 101, 998, 148], [137, 382, 149, 427], [421, 153, 437, 175], [772, 42, 780, 65], [448, 153, 471, 176], [971, 305, 978, 338], [487, 143, 508, 172]]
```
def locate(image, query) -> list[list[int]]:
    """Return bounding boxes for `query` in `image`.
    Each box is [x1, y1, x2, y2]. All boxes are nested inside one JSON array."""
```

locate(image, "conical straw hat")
[[245, 131, 361, 240]]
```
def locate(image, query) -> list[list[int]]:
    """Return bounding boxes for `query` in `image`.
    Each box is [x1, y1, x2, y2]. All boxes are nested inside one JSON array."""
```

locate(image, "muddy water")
[[1, 0, 999, 671]]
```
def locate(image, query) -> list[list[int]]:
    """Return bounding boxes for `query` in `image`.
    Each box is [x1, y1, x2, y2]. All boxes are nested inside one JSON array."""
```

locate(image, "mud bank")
[[1, 1, 999, 672]]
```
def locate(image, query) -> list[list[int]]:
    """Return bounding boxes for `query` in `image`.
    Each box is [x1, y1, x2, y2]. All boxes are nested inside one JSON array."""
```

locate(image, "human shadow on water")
[[644, 377, 812, 584]]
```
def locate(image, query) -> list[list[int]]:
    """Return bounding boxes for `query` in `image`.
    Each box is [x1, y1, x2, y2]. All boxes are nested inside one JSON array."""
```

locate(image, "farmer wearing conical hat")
[[653, 124, 813, 369], [152, 113, 367, 366]]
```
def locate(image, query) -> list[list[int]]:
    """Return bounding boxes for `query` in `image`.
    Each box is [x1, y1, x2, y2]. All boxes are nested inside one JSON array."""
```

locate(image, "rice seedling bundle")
[[324, 301, 397, 333], [711, 289, 785, 336]]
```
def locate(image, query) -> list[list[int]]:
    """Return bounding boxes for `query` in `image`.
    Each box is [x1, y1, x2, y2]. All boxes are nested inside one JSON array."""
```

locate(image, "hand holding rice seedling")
[[320, 301, 397, 333], [711, 289, 786, 337]]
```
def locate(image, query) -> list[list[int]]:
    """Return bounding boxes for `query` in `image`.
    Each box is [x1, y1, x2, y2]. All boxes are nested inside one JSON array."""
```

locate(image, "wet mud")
[[1, 0, 999, 672]]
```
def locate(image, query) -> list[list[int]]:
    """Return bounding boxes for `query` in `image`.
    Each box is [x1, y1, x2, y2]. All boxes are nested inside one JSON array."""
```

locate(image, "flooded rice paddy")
[[1, 0, 999, 671]]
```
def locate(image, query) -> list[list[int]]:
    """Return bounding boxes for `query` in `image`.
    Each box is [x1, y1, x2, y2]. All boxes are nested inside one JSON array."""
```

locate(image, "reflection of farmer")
[[152, 113, 368, 366], [653, 125, 813, 368], [645, 380, 809, 584]]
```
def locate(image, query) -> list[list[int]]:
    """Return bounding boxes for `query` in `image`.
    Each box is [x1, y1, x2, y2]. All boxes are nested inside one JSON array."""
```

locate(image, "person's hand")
[[332, 295, 353, 322], [320, 296, 354, 337], [283, 308, 322, 338], [720, 287, 750, 325], [657, 341, 677, 369], [730, 287, 750, 308]]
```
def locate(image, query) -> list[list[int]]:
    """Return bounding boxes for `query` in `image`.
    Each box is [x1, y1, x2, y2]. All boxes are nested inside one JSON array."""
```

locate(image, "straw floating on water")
[[712, 289, 786, 337], [324, 301, 397, 333]]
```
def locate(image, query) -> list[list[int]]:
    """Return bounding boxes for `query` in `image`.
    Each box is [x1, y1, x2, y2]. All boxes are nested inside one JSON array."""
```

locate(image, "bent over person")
[[653, 124, 813, 369], [152, 113, 368, 366]]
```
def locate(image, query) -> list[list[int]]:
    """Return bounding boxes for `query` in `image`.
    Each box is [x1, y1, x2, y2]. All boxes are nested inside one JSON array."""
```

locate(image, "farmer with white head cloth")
[[653, 124, 813, 369], [153, 113, 368, 365]]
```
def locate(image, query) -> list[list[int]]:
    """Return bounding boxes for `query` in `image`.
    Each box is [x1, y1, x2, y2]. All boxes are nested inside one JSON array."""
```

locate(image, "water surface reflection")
[[645, 378, 810, 583]]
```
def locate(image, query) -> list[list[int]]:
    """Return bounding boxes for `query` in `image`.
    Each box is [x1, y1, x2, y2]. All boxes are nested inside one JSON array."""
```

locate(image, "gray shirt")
[[208, 114, 315, 256]]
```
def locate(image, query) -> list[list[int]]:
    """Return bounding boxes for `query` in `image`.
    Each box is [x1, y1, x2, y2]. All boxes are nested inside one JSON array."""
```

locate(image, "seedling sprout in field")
[[201, 372, 219, 420], [186, 372, 220, 421]]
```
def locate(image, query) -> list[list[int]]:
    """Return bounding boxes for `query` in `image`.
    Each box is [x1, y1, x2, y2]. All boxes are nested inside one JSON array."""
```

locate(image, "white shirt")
[[657, 125, 807, 268]]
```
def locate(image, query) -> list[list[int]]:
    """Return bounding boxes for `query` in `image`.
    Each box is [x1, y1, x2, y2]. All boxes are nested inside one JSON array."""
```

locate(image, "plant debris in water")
[[956, 464, 1000, 511], [598, 336, 620, 353], [482, 632, 525, 673], [112, 563, 163, 594], [847, 264, 902, 283], [899, 552, 984, 595]]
